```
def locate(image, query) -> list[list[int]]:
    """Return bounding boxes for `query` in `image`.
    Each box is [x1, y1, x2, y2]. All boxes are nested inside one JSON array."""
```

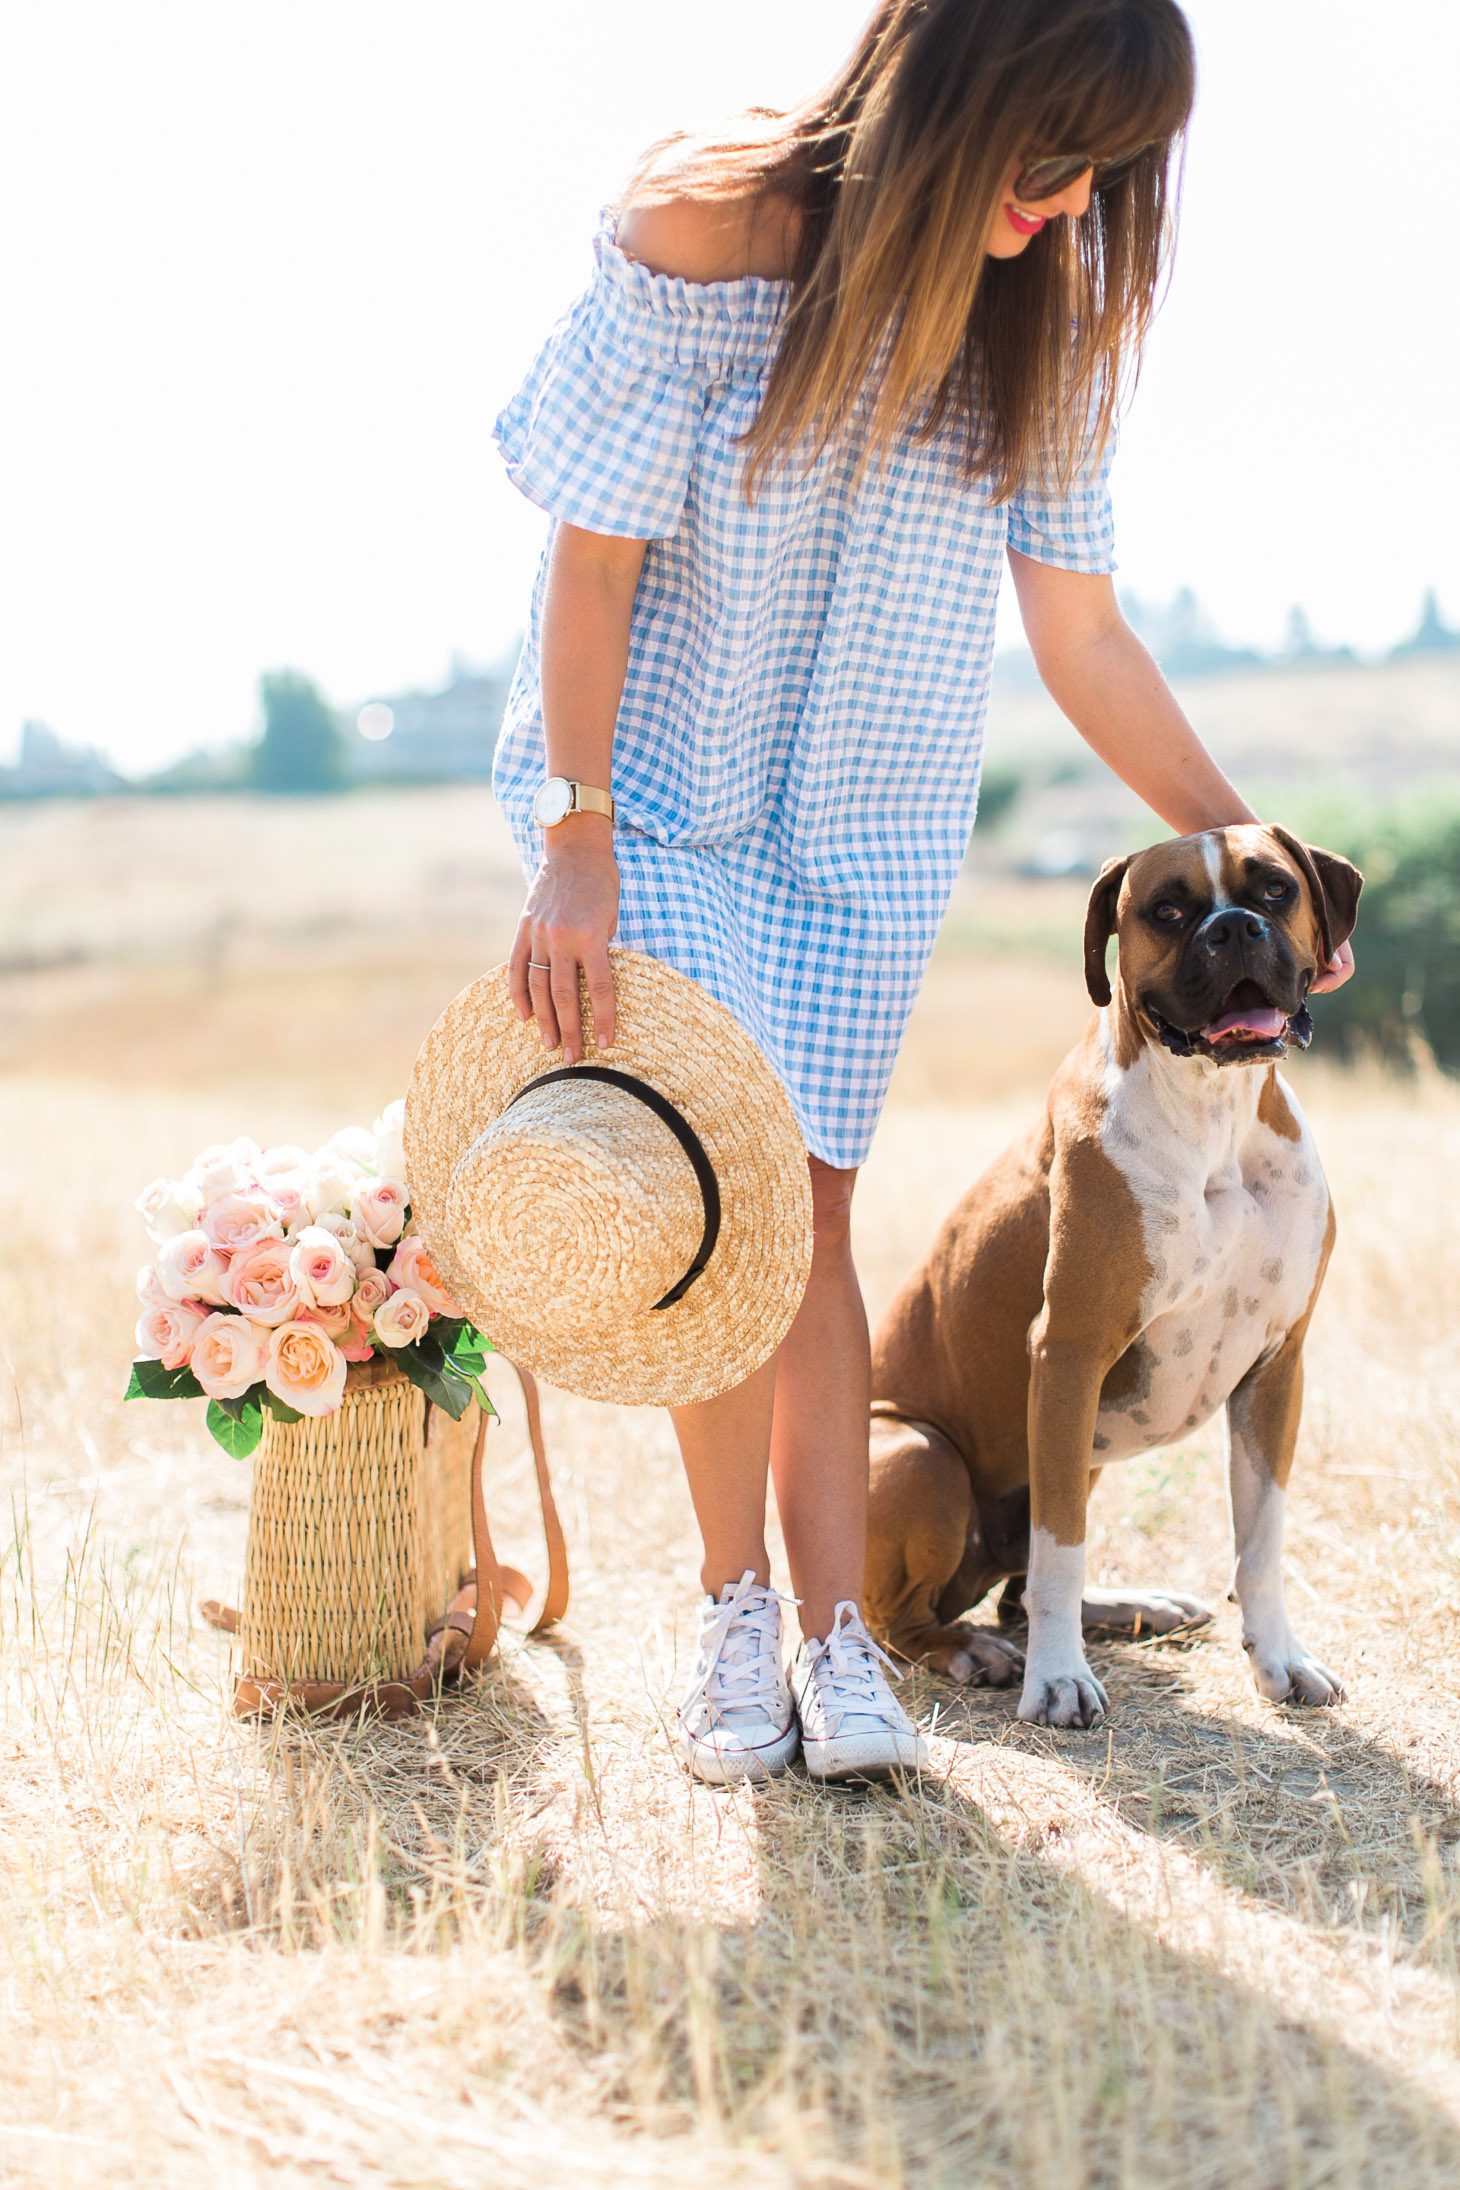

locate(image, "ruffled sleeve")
[[1005, 387, 1118, 574], [491, 204, 787, 541]]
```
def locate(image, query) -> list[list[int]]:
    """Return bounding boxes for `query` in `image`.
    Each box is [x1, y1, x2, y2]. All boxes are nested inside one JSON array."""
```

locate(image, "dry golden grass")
[[2, 793, 1458, 2187]]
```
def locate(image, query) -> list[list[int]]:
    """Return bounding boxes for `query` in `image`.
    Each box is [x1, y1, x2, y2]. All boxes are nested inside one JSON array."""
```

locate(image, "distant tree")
[[1391, 587, 1460, 659], [1284, 605, 1315, 658], [1297, 794, 1460, 1072], [250, 669, 346, 792]]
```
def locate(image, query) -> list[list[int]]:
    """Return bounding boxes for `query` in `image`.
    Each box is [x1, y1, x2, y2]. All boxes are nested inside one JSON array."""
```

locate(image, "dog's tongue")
[[1202, 1005, 1287, 1043]]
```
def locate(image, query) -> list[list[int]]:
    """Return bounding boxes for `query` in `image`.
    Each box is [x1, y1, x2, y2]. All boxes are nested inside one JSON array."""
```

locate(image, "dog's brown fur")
[[865, 825, 1362, 1724]]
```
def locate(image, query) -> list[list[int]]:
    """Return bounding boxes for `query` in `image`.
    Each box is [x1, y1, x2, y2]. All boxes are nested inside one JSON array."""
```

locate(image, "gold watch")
[[532, 775, 616, 828]]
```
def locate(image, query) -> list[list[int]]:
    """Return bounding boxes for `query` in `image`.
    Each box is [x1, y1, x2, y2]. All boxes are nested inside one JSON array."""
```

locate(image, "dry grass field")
[[2, 785, 1458, 2187]]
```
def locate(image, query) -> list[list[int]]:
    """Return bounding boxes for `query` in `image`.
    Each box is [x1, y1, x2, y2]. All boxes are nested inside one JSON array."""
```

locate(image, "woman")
[[490, 0, 1352, 1786]]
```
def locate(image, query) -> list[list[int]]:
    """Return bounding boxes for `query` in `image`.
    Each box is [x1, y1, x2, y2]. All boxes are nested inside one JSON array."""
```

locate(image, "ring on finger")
[[528, 958, 552, 972]]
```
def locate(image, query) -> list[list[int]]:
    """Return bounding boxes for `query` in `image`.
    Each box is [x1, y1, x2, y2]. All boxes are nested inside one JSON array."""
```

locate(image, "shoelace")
[[803, 1600, 905, 1726], [680, 1569, 801, 1729]]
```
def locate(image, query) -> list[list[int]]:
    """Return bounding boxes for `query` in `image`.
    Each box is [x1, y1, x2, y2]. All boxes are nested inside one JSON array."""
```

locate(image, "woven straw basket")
[[207, 1355, 567, 1720]]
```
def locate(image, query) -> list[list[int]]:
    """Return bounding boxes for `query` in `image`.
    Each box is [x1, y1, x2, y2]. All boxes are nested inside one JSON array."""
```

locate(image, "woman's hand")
[[509, 820, 620, 1064], [1310, 938, 1355, 995]]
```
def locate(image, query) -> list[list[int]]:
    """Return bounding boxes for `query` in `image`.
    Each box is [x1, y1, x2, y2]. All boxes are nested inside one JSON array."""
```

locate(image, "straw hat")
[[402, 945, 815, 1407]]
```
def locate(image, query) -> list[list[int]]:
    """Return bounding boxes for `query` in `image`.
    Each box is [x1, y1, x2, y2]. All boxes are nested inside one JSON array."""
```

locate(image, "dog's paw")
[[1081, 1586, 1215, 1640], [1017, 1663, 1109, 1730], [1245, 1634, 1344, 1708], [944, 1627, 1025, 1689]]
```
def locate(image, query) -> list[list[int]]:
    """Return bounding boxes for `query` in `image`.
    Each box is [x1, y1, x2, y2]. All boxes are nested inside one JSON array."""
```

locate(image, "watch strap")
[[567, 780, 615, 823]]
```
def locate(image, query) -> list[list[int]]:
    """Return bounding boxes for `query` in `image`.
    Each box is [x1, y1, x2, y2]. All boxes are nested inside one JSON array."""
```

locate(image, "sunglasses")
[[1013, 146, 1152, 204]]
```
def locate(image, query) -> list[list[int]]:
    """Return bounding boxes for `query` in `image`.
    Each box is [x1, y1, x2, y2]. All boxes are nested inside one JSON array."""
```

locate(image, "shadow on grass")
[[914, 1631, 1460, 1971], [538, 1766, 1460, 2187]]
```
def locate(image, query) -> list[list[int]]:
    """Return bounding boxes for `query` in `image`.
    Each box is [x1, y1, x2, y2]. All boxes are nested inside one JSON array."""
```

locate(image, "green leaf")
[[260, 1390, 303, 1424], [124, 1359, 205, 1402], [205, 1395, 264, 1457], [463, 1321, 497, 1357], [395, 1345, 475, 1421]]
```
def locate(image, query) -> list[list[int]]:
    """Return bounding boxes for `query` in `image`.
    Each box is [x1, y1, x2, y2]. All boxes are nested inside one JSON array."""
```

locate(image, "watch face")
[[534, 776, 573, 826]]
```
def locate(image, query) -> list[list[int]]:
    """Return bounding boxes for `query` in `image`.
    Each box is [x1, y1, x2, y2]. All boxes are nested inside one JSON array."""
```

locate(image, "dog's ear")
[[1083, 854, 1133, 1006], [1268, 826, 1364, 967]]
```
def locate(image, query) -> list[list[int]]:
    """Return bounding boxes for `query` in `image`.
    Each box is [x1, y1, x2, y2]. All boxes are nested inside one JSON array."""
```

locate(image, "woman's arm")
[[1006, 552, 1354, 992], [509, 521, 648, 1060]]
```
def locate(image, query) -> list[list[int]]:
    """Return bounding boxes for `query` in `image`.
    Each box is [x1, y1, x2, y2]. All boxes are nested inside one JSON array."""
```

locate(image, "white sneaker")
[[792, 1602, 930, 1782], [675, 1570, 801, 1786]]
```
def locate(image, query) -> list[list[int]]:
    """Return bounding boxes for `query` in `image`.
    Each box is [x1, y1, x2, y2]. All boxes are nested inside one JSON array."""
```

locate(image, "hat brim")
[[403, 945, 815, 1406]]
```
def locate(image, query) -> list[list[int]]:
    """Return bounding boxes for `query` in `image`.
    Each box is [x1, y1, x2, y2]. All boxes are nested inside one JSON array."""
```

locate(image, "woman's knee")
[[806, 1153, 858, 1249]]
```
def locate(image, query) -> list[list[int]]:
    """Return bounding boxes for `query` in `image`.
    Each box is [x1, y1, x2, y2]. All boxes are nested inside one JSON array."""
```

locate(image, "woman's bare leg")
[[667, 1347, 779, 1600], [666, 1154, 867, 1638], [767, 1157, 868, 1642]]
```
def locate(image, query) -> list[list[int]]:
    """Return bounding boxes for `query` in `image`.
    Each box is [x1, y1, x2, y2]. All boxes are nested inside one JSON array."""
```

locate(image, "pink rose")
[[343, 1269, 391, 1361], [266, 1320, 348, 1417], [156, 1229, 232, 1307], [386, 1233, 459, 1318], [137, 1261, 169, 1306], [134, 1299, 209, 1371], [352, 1267, 393, 1319], [300, 1297, 353, 1340], [225, 1239, 301, 1327], [315, 1210, 377, 1273], [260, 1167, 311, 1228], [289, 1224, 357, 1308], [203, 1191, 284, 1256], [190, 1312, 268, 1401], [373, 1288, 430, 1348], [353, 1178, 408, 1250]]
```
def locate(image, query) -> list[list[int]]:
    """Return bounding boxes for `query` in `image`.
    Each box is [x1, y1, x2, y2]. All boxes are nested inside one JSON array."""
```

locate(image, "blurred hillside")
[[2, 647, 1456, 1085]]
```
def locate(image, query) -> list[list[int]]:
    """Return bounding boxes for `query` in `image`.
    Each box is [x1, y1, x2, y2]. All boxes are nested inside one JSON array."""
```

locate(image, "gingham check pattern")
[[491, 205, 1116, 1166]]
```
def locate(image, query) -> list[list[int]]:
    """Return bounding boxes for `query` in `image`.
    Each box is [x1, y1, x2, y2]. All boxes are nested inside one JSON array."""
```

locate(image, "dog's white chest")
[[1092, 1059, 1329, 1463]]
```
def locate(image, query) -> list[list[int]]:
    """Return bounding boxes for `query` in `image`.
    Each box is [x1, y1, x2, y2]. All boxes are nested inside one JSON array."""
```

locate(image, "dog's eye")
[[1151, 901, 1185, 924], [1262, 879, 1294, 902]]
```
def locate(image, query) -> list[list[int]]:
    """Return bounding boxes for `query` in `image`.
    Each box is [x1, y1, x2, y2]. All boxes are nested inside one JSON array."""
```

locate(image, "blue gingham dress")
[[491, 204, 1116, 1166]]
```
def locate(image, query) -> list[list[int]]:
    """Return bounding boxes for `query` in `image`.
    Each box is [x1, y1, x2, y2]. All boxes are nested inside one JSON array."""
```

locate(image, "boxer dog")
[[866, 824, 1362, 1729]]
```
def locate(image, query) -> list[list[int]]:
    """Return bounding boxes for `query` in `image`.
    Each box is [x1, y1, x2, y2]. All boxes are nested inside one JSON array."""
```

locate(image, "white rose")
[[315, 1209, 377, 1271], [306, 1157, 359, 1220], [184, 1137, 262, 1206], [372, 1288, 430, 1348], [324, 1124, 376, 1174], [288, 1224, 358, 1308], [135, 1176, 201, 1245], [155, 1229, 232, 1307], [372, 1099, 406, 1183], [255, 1143, 311, 1179]]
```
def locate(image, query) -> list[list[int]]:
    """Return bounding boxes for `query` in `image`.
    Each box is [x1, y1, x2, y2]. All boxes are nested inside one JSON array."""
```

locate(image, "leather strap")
[[212, 1353, 568, 1720]]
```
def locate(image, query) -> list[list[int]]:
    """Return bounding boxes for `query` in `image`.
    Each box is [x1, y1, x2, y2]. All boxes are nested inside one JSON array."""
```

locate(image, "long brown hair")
[[619, 0, 1195, 502]]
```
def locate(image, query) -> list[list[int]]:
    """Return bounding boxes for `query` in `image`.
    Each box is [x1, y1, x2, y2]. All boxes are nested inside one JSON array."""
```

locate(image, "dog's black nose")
[[1199, 908, 1269, 953]]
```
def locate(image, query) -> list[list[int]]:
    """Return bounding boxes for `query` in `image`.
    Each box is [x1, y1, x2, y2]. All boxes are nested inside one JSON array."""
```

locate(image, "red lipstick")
[[1004, 205, 1047, 236]]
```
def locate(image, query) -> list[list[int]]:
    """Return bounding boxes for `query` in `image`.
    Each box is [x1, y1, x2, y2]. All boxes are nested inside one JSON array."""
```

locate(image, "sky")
[[3, 1, 1457, 771]]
